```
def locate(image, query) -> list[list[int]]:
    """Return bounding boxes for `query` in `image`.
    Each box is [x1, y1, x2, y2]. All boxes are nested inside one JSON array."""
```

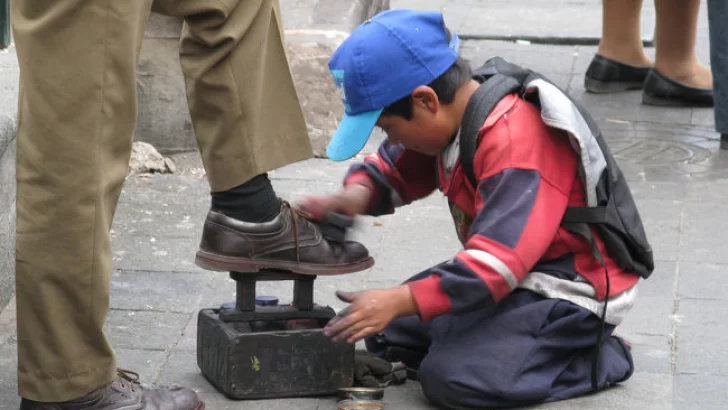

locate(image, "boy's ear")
[[411, 86, 439, 114]]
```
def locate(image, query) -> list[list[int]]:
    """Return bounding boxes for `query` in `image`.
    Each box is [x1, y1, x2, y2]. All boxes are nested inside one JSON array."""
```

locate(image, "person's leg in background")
[[12, 1, 202, 408], [594, 0, 653, 68], [651, 0, 711, 89], [586, 0, 713, 107], [151, 0, 373, 275], [707, 0, 728, 149]]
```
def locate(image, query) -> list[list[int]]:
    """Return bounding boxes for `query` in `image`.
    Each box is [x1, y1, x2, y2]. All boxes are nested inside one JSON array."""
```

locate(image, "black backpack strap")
[[561, 221, 610, 392], [562, 206, 608, 224], [460, 74, 523, 188]]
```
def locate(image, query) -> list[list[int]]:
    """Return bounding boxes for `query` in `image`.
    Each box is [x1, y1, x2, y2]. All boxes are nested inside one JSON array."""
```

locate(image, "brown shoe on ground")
[[19, 369, 204, 410], [195, 202, 374, 275]]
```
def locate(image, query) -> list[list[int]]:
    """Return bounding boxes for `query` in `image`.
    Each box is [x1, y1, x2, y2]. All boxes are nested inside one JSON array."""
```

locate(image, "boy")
[[302, 9, 644, 409]]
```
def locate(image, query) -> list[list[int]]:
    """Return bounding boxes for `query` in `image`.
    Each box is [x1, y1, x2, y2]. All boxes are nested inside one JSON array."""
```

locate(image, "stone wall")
[[0, 115, 15, 312], [135, 13, 350, 157], [0, 44, 18, 311], [135, 14, 194, 153]]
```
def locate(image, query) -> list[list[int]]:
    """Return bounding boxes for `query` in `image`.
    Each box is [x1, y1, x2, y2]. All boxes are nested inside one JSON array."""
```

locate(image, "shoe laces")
[[117, 368, 140, 392], [283, 200, 306, 263]]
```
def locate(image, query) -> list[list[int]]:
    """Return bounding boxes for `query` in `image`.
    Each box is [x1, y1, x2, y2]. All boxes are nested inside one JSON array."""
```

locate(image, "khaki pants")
[[11, 0, 312, 401]]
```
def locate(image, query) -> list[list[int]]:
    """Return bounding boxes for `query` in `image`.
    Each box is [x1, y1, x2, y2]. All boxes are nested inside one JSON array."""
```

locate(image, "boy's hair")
[[381, 56, 473, 120]]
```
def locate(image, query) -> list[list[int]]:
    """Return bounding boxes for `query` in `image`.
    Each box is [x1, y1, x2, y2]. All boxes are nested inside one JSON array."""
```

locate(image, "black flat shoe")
[[721, 134, 728, 150], [585, 54, 651, 93], [642, 69, 714, 107]]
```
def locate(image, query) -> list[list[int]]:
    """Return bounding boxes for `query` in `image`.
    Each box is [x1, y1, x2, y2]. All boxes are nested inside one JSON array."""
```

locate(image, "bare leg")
[[598, 0, 653, 67], [654, 0, 712, 88]]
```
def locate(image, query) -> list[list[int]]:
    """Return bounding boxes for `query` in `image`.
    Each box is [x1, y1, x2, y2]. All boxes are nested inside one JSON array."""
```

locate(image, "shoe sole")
[[195, 250, 375, 275], [584, 77, 645, 94], [642, 93, 714, 107]]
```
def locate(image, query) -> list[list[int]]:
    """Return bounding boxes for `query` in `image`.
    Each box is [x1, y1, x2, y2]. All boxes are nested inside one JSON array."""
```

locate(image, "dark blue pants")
[[365, 270, 634, 409]]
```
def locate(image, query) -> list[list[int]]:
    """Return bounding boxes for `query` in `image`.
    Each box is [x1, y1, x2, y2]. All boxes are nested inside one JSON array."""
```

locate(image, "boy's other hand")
[[298, 184, 372, 221], [323, 285, 418, 344]]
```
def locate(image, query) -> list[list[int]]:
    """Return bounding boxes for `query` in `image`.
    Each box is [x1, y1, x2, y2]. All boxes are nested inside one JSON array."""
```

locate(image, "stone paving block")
[[460, 40, 577, 75], [157, 349, 219, 393], [440, 3, 473, 31], [110, 270, 213, 313], [639, 260, 677, 299], [197, 393, 321, 410], [111, 235, 204, 273], [114, 348, 170, 383], [270, 158, 353, 183], [674, 299, 728, 375], [673, 374, 728, 410], [685, 178, 728, 204], [0, 49, 19, 132], [691, 107, 716, 128], [631, 121, 718, 145], [0, 394, 19, 410], [0, 206, 15, 315], [390, 0, 475, 32], [0, 343, 18, 407], [459, 3, 654, 43], [679, 202, 728, 264], [307, 275, 371, 311], [520, 373, 672, 410], [121, 174, 211, 202], [376, 211, 460, 253], [112, 201, 206, 240], [618, 296, 675, 337], [678, 262, 728, 301], [625, 334, 672, 375], [270, 180, 347, 205], [198, 272, 238, 310], [367, 243, 458, 283], [175, 313, 200, 352], [627, 181, 688, 202], [635, 199, 682, 262], [104, 309, 192, 351]]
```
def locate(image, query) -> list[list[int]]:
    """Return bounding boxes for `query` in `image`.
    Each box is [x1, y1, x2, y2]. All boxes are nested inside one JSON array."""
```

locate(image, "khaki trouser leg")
[[11, 0, 153, 401], [153, 0, 313, 192]]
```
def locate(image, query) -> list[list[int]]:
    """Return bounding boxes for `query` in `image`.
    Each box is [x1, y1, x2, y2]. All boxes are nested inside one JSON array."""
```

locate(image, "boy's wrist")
[[339, 183, 373, 215], [392, 284, 418, 317]]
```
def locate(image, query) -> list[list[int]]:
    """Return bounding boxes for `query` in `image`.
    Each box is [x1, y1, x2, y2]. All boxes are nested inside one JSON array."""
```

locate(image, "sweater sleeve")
[[408, 101, 576, 320], [343, 139, 439, 216]]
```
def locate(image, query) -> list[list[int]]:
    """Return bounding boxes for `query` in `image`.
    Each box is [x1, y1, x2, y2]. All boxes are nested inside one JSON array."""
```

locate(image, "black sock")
[[211, 174, 281, 223]]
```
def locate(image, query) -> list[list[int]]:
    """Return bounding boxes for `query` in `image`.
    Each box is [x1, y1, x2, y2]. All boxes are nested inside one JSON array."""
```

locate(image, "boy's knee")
[[417, 353, 482, 409], [417, 349, 536, 409]]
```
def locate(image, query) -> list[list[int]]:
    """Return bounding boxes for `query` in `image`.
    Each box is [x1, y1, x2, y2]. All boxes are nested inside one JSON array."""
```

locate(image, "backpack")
[[460, 57, 654, 280], [459, 57, 654, 391]]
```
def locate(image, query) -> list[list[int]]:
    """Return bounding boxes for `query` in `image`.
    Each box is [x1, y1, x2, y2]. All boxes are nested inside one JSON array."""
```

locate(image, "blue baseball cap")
[[326, 9, 460, 161]]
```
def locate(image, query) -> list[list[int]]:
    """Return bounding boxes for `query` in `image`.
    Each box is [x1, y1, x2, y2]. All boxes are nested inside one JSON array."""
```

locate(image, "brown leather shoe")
[[19, 369, 204, 410], [195, 202, 374, 275]]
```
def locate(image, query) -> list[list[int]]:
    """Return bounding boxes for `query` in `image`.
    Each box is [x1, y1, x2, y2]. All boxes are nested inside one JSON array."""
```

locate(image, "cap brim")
[[326, 108, 383, 161]]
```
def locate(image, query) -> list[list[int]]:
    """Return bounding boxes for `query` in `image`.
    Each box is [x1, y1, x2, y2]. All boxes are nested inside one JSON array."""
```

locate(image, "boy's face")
[[376, 86, 455, 156]]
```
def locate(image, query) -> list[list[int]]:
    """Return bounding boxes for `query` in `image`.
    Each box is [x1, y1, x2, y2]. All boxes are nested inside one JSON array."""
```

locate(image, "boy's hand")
[[298, 184, 372, 221], [323, 285, 418, 344]]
